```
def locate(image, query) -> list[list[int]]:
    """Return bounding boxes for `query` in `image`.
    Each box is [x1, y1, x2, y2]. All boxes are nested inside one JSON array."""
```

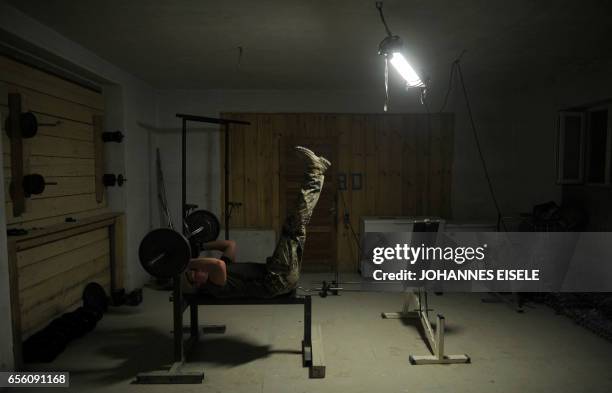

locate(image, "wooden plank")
[[6, 193, 106, 225], [309, 324, 326, 378], [269, 115, 283, 236], [7, 208, 112, 232], [5, 176, 95, 200], [7, 93, 25, 217], [0, 55, 104, 110], [93, 115, 104, 202], [348, 115, 367, 271], [243, 114, 259, 227], [0, 107, 94, 142], [375, 116, 392, 215], [12, 212, 119, 250], [21, 271, 110, 337], [401, 115, 418, 216], [2, 83, 101, 125], [18, 237, 110, 290], [228, 113, 246, 228], [4, 155, 95, 177], [3, 134, 94, 158], [257, 114, 274, 228], [387, 115, 404, 215], [20, 254, 109, 313], [334, 114, 353, 272], [7, 240, 23, 368], [364, 116, 378, 216], [16, 227, 107, 268]]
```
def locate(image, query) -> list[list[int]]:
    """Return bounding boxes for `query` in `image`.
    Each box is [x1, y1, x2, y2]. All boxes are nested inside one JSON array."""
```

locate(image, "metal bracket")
[[382, 289, 470, 365]]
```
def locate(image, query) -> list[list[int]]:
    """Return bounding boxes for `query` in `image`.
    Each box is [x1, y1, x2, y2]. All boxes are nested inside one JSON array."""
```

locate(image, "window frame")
[[584, 104, 612, 186], [557, 111, 586, 185]]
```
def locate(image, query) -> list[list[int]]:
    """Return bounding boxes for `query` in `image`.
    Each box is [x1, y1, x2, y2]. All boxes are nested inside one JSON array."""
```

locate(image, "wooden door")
[[280, 137, 337, 272]]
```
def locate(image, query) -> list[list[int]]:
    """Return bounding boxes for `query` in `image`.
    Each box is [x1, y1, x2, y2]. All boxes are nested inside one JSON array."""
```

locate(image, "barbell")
[[139, 209, 220, 279]]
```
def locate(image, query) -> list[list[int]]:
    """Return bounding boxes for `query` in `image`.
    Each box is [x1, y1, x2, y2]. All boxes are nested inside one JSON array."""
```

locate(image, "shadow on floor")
[[66, 327, 173, 384], [64, 327, 301, 384], [187, 336, 301, 365]]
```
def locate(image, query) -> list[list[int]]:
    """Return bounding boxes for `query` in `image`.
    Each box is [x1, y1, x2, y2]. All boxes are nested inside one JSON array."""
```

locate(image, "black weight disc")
[[139, 228, 191, 279], [73, 307, 98, 333], [83, 282, 108, 314], [21, 112, 38, 138], [4, 112, 38, 139], [185, 210, 220, 243], [22, 174, 46, 196]]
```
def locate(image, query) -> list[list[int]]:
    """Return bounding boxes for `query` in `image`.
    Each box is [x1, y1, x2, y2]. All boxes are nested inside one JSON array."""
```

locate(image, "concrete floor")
[[19, 274, 612, 393]]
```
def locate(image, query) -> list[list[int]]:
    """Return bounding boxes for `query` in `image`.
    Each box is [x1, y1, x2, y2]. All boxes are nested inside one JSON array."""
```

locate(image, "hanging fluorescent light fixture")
[[375, 2, 426, 110]]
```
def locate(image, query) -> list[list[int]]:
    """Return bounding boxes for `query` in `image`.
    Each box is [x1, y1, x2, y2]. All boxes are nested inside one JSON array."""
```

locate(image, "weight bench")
[[135, 263, 325, 383]]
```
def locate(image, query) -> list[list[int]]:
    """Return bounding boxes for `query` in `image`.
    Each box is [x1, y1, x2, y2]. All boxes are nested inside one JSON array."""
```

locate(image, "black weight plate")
[[49, 315, 80, 340], [23, 174, 45, 196], [4, 112, 38, 139], [83, 282, 108, 314], [185, 210, 220, 243], [139, 228, 191, 279], [21, 112, 38, 138], [73, 307, 98, 332]]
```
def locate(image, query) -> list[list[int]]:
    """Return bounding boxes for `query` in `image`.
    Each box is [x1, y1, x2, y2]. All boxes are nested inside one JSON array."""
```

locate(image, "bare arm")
[[187, 257, 227, 286], [201, 240, 236, 262]]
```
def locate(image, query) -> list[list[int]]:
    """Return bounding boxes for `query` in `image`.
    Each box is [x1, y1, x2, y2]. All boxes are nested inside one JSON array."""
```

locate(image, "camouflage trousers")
[[263, 167, 325, 296], [202, 166, 325, 298]]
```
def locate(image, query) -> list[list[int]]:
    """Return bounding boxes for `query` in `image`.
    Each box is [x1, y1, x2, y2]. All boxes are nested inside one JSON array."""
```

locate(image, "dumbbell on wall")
[[103, 173, 127, 187], [4, 111, 61, 138], [10, 173, 57, 198], [102, 131, 124, 143]]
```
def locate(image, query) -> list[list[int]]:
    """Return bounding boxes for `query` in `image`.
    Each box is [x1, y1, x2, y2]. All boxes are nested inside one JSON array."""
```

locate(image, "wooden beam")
[[7, 240, 23, 369], [92, 115, 104, 203], [8, 93, 25, 216]]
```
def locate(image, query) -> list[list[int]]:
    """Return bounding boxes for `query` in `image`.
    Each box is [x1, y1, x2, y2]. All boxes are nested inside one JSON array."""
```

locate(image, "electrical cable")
[[420, 50, 506, 231], [455, 60, 508, 231], [375, 2, 393, 37]]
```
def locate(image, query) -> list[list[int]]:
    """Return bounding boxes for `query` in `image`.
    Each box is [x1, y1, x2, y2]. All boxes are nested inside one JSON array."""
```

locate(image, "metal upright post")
[[173, 276, 183, 362], [224, 122, 230, 240], [182, 118, 187, 231]]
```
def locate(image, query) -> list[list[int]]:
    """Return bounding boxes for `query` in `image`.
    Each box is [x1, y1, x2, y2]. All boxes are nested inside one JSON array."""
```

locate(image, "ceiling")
[[6, 0, 612, 90]]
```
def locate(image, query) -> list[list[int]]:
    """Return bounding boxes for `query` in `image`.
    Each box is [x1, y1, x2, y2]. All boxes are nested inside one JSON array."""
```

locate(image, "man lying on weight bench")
[[183, 146, 330, 298]]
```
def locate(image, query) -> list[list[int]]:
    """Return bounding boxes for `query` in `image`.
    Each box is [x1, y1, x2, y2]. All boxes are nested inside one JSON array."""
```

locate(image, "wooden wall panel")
[[8, 213, 123, 359], [1, 55, 106, 229], [0, 55, 104, 110], [1, 57, 121, 363], [221, 112, 454, 272]]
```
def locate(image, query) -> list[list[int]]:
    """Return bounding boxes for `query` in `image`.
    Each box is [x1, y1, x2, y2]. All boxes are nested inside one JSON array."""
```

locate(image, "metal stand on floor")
[[382, 289, 470, 365], [135, 276, 205, 384], [135, 282, 324, 383]]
